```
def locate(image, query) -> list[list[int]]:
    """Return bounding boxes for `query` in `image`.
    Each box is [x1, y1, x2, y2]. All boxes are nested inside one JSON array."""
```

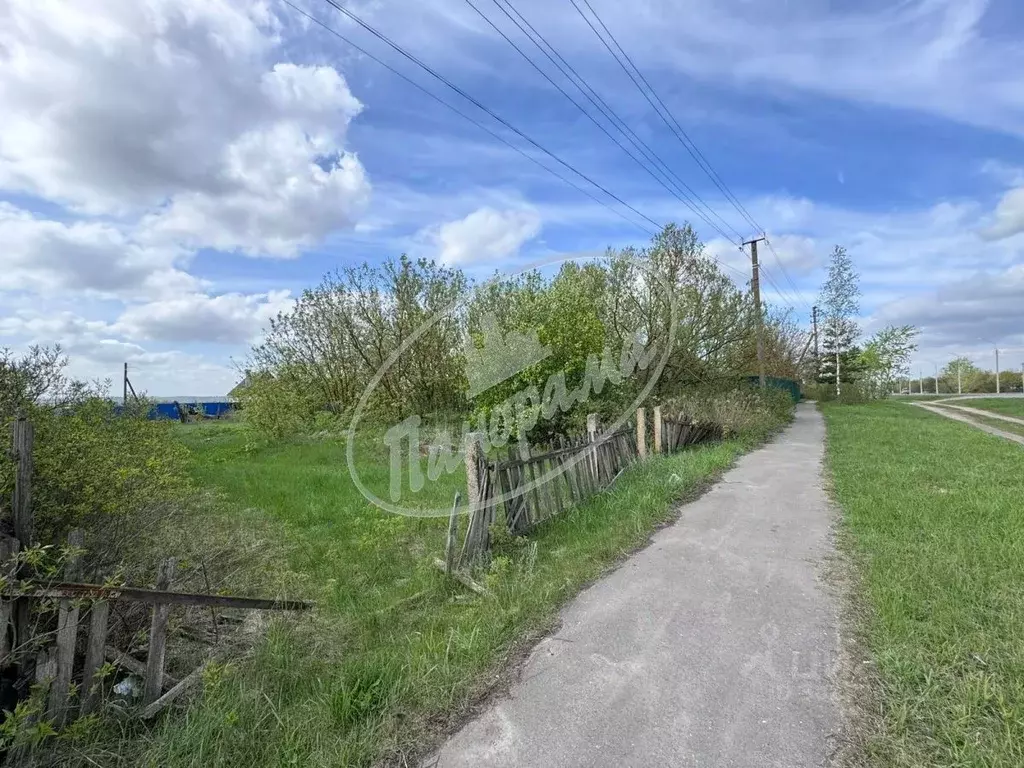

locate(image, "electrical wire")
[[310, 0, 667, 233], [281, 0, 661, 238], [572, 0, 759, 234], [290, 0, 779, 307], [571, 0, 813, 311], [492, 0, 748, 246], [462, 0, 745, 245]]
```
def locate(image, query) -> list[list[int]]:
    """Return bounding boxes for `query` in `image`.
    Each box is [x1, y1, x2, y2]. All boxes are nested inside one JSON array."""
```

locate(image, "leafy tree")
[[859, 325, 919, 397], [817, 245, 860, 395], [940, 356, 985, 393]]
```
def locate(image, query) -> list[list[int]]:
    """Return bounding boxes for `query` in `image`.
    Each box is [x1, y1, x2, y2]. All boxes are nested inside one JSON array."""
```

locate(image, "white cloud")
[[0, 309, 240, 395], [377, 0, 1024, 138], [0, 0, 369, 256], [429, 207, 542, 265], [0, 203, 199, 299], [981, 187, 1024, 241], [115, 290, 294, 343]]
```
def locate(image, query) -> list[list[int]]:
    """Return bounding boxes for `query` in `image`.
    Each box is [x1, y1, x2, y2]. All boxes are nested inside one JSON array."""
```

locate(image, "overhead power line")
[[764, 237, 815, 316], [570, 0, 759, 235], [310, 0, 669, 234], [281, 0, 659, 237], [569, 0, 813, 313], [288, 0, 771, 290], [463, 0, 746, 246]]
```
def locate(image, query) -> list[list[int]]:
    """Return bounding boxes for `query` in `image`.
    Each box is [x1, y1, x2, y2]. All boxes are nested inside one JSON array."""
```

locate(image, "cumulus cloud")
[[0, 309, 240, 395], [430, 207, 542, 265], [981, 187, 1024, 241], [0, 203, 199, 299], [869, 264, 1024, 366], [115, 291, 294, 344], [0, 0, 369, 256]]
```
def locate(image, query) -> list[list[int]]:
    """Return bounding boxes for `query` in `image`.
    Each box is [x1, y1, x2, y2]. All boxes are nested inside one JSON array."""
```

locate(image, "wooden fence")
[[444, 407, 723, 576], [1, 415, 313, 732]]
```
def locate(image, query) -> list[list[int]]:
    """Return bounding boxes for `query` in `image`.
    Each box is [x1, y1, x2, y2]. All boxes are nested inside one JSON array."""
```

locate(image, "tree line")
[[243, 224, 805, 437]]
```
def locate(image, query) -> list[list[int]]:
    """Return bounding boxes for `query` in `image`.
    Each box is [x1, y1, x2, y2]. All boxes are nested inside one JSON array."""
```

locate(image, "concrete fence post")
[[636, 407, 647, 459]]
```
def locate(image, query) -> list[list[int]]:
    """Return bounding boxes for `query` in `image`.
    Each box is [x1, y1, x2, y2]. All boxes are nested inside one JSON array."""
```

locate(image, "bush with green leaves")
[[662, 385, 795, 439], [236, 371, 323, 440], [0, 347, 191, 573]]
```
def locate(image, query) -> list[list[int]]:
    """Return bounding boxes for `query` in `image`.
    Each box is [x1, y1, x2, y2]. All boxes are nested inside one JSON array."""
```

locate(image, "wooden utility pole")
[[744, 237, 767, 387], [123, 362, 128, 406]]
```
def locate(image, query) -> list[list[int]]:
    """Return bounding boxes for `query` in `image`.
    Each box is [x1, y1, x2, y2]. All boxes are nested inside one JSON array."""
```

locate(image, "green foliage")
[[236, 371, 321, 440], [662, 386, 794, 439], [251, 254, 469, 426], [246, 224, 784, 441], [858, 324, 919, 398], [130, 420, 770, 768], [25, 399, 190, 546], [0, 349, 191, 567]]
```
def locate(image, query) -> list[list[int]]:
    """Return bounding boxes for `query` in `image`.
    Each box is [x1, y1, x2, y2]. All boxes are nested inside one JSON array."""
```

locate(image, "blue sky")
[[1, 0, 1023, 394]]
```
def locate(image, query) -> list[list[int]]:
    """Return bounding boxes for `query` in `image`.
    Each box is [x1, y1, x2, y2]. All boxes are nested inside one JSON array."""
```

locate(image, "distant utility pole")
[[957, 361, 962, 395], [995, 346, 1001, 394], [123, 362, 128, 405], [744, 237, 767, 388], [934, 363, 939, 395], [1020, 363, 1023, 393]]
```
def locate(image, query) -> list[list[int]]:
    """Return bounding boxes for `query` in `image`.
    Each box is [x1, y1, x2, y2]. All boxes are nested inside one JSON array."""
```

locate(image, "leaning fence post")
[[653, 406, 663, 454], [143, 558, 176, 707], [636, 407, 647, 459], [462, 434, 484, 565], [48, 529, 84, 724], [444, 492, 461, 574]]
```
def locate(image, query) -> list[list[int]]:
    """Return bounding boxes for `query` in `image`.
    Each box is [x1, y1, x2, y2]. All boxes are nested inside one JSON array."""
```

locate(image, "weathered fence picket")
[[2, 415, 314, 734]]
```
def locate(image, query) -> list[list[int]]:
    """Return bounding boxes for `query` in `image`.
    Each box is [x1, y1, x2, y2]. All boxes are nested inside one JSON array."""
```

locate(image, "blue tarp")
[[116, 401, 235, 420]]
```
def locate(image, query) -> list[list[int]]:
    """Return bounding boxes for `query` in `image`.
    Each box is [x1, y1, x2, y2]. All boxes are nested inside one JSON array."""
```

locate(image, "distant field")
[[822, 401, 1024, 767], [133, 419, 773, 766]]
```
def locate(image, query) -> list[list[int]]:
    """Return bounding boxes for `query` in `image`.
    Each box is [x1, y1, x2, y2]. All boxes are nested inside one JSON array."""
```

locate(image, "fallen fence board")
[[2, 583, 313, 611]]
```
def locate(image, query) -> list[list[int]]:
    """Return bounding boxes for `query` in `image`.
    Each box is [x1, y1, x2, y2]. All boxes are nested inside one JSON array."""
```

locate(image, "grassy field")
[[119, 418, 781, 767], [949, 397, 1024, 420], [969, 413, 1024, 439], [822, 401, 1024, 767]]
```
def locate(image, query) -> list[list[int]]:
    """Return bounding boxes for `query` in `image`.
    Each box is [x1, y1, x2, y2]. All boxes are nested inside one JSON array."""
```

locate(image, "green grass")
[[821, 401, 1024, 767], [969, 413, 1024, 440], [122, 420, 777, 767], [951, 398, 1024, 420]]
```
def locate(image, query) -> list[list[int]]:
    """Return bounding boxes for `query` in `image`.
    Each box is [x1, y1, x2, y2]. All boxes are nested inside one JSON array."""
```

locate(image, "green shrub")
[[803, 381, 870, 404], [661, 386, 794, 438], [237, 373, 321, 439], [27, 398, 190, 566], [0, 347, 191, 574]]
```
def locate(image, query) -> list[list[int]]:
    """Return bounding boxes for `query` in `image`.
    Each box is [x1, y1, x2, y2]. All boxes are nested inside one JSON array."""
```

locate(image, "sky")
[[1, 0, 1023, 395]]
